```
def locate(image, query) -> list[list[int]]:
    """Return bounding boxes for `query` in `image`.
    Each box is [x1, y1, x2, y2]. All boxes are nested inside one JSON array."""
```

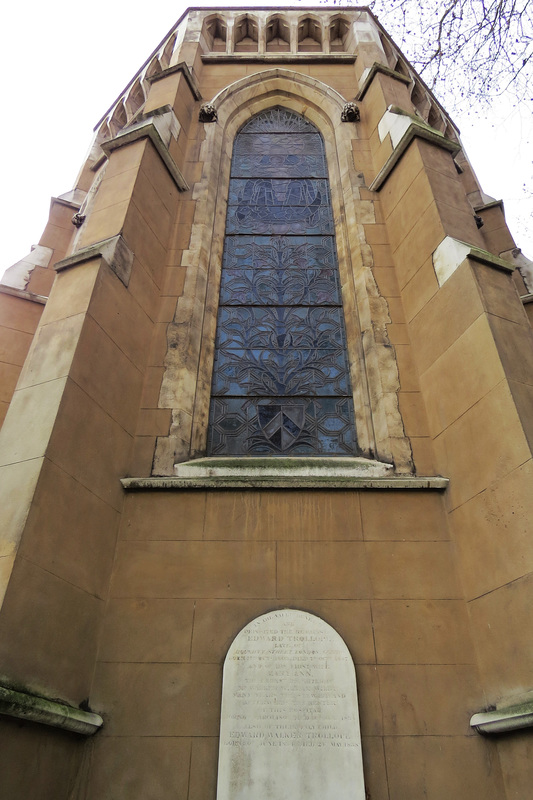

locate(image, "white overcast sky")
[[1, 0, 531, 279]]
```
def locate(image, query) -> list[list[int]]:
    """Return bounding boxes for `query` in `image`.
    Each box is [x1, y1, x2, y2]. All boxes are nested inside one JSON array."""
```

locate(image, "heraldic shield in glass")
[[207, 107, 357, 456]]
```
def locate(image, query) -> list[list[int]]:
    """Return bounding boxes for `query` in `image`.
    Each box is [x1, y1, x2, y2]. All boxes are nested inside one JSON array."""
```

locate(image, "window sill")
[[122, 457, 449, 490]]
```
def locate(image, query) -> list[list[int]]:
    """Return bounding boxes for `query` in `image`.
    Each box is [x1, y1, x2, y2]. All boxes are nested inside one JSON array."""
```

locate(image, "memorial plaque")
[[216, 609, 366, 800]]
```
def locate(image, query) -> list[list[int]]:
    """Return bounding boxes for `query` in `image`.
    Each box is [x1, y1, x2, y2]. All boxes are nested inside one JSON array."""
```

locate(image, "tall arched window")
[[208, 107, 357, 456]]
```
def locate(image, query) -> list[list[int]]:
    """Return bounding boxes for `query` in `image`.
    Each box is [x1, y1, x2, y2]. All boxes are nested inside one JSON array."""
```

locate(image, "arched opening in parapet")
[[298, 16, 322, 52], [266, 15, 290, 52], [203, 15, 227, 52], [234, 15, 259, 53], [329, 16, 350, 52]]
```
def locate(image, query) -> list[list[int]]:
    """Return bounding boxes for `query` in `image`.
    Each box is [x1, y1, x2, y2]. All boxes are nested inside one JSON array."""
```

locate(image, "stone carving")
[[71, 213, 86, 228], [199, 103, 218, 122], [216, 609, 366, 800], [341, 102, 360, 122]]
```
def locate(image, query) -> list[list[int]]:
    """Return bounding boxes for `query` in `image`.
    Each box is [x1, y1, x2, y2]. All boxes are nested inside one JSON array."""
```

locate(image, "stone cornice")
[[466, 245, 514, 273], [432, 236, 514, 288], [473, 199, 504, 213]]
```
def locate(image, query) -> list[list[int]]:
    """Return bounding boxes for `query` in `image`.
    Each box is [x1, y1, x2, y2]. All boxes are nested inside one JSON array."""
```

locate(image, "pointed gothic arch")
[[155, 69, 412, 475], [208, 107, 357, 456]]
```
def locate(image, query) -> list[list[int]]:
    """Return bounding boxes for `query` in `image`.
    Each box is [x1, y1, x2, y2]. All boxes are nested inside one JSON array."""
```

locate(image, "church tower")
[[1, 7, 533, 799]]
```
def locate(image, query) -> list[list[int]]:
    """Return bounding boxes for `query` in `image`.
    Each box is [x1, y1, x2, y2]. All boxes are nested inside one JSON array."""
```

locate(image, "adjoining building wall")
[[1, 7, 532, 799]]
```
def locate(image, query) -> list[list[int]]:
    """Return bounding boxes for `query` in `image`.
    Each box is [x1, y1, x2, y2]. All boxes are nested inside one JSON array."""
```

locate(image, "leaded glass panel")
[[208, 107, 357, 456]]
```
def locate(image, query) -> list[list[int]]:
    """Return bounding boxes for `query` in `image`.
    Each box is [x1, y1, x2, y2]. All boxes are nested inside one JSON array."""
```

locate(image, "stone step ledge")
[[122, 458, 449, 491]]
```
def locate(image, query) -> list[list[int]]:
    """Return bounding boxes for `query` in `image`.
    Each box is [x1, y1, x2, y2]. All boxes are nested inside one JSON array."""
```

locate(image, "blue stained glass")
[[208, 397, 356, 456], [212, 349, 350, 396], [223, 236, 337, 271], [216, 307, 347, 350], [219, 267, 339, 306], [208, 107, 357, 456], [226, 206, 333, 236], [228, 179, 330, 207], [231, 154, 327, 178], [231, 133, 327, 178], [233, 134, 324, 157]]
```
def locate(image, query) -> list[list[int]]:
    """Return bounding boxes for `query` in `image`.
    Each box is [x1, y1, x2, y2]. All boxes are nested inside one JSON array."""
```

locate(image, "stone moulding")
[[122, 458, 449, 490], [201, 53, 356, 64], [100, 122, 189, 192], [0, 684, 103, 736], [0, 285, 47, 304], [470, 699, 533, 735], [55, 234, 134, 288], [433, 236, 514, 288], [474, 199, 505, 214], [369, 118, 461, 192]]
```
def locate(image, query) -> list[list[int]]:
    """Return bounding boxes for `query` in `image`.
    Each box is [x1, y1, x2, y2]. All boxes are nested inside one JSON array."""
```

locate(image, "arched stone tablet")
[[216, 609, 366, 800]]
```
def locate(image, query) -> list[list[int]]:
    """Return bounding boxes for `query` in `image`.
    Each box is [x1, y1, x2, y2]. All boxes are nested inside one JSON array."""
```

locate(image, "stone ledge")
[[474, 199, 504, 213], [122, 477, 449, 490], [122, 456, 449, 491], [101, 122, 189, 191], [55, 234, 134, 288], [1, 244, 54, 294], [176, 455, 394, 479], [356, 62, 411, 101], [0, 684, 103, 736], [0, 285, 47, 304], [433, 236, 514, 288], [147, 61, 202, 100], [471, 698, 533, 735], [369, 112, 460, 192]]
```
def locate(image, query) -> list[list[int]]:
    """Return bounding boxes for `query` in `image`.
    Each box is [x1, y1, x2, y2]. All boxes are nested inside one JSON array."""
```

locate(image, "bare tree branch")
[[368, 0, 533, 110]]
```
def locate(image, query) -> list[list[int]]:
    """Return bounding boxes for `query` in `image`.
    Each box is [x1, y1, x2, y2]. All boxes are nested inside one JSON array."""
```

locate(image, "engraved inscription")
[[217, 610, 366, 800]]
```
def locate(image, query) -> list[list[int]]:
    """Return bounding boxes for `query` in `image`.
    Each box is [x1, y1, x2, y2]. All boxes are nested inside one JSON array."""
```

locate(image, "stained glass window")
[[207, 107, 357, 456]]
